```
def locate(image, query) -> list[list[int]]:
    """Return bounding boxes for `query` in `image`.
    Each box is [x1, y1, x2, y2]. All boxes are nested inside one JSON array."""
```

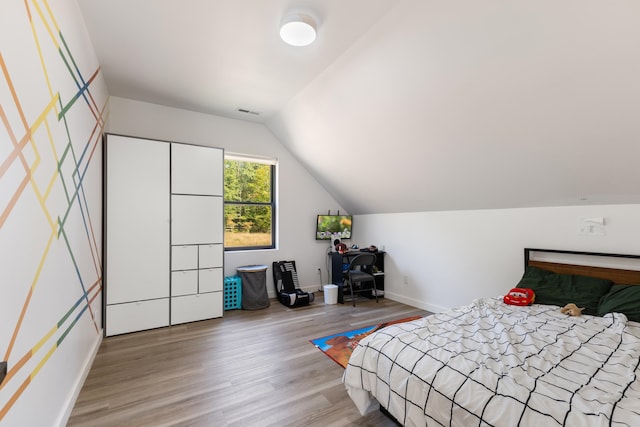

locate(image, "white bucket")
[[323, 284, 338, 304]]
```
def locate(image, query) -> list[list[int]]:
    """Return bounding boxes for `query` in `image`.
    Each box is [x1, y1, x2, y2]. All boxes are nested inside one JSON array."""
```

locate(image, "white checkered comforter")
[[343, 298, 640, 426]]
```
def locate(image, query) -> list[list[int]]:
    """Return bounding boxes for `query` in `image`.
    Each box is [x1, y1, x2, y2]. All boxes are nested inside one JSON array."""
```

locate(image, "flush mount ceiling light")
[[280, 13, 316, 46]]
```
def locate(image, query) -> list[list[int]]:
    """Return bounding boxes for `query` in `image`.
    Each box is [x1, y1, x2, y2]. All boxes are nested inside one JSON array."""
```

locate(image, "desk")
[[330, 251, 385, 303]]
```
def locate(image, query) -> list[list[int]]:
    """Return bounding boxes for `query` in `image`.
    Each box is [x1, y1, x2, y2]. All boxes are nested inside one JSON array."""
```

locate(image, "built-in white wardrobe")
[[104, 134, 224, 336]]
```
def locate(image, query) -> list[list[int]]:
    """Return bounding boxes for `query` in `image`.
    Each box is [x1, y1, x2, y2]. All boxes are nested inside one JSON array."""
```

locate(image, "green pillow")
[[597, 285, 640, 322], [517, 266, 613, 315]]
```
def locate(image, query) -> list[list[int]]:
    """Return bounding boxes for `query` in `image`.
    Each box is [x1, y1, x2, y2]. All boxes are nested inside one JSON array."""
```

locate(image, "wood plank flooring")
[[68, 296, 430, 427]]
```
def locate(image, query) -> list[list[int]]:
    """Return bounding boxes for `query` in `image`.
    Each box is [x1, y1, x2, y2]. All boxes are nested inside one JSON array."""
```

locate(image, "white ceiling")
[[78, 0, 640, 214], [77, 0, 397, 120]]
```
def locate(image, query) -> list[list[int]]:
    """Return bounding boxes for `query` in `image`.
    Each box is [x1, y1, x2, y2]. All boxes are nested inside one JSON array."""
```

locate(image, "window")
[[224, 154, 276, 250]]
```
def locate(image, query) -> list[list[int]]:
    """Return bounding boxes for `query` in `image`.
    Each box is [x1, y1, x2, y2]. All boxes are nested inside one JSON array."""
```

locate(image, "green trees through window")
[[224, 158, 275, 249]]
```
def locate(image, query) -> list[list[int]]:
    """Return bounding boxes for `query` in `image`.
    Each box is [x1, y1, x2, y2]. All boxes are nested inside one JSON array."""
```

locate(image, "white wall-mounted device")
[[578, 216, 606, 236]]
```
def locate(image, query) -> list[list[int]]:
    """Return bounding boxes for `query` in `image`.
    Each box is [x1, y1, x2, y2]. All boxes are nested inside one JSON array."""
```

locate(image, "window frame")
[[223, 153, 277, 252]]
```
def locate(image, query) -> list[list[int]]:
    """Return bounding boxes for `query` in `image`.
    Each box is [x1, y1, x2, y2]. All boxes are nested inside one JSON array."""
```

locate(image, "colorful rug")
[[310, 316, 423, 368]]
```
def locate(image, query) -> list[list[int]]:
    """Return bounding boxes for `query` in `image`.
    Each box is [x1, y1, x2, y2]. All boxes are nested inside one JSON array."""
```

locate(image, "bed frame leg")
[[379, 405, 402, 426]]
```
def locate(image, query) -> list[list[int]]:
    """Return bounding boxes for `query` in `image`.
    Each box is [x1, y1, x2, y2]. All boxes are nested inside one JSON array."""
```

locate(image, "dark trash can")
[[237, 265, 270, 310]]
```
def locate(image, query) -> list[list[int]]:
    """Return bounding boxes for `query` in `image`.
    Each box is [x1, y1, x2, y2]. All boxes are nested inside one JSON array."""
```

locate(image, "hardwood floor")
[[68, 296, 430, 427]]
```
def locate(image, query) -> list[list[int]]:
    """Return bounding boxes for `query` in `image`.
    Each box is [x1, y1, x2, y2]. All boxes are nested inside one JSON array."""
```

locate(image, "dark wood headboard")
[[524, 248, 640, 285]]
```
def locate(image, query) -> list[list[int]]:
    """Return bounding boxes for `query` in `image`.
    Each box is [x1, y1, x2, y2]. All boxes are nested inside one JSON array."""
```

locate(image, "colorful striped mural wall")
[[1, 0, 107, 424]]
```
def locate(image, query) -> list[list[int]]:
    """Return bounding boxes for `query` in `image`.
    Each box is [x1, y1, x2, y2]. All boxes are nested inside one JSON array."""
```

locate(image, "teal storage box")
[[224, 276, 242, 310]]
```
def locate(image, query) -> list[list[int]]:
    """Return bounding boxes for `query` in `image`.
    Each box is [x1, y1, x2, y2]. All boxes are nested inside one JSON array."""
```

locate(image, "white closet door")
[[106, 135, 170, 304], [199, 244, 223, 268], [171, 245, 198, 270], [171, 270, 198, 296], [171, 195, 223, 245], [199, 268, 223, 293], [171, 144, 223, 196], [106, 299, 169, 336], [171, 293, 223, 325]]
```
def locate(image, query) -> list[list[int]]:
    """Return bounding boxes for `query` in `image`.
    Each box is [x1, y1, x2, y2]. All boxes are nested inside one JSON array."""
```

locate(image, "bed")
[[343, 248, 640, 426]]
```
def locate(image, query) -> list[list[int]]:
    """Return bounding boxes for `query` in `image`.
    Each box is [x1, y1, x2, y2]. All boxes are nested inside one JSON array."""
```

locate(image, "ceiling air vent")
[[237, 108, 260, 115]]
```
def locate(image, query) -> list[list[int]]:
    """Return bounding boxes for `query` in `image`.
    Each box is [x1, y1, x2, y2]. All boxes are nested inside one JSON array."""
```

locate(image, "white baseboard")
[[269, 285, 450, 314], [55, 331, 103, 427], [383, 291, 448, 314]]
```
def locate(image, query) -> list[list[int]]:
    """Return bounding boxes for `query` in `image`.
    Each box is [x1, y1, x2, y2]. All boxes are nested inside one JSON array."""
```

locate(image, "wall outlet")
[[0, 361, 7, 384], [403, 275, 409, 285]]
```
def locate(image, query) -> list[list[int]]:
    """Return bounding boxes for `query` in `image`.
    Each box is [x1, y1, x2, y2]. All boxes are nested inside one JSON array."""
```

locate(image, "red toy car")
[[503, 288, 535, 306]]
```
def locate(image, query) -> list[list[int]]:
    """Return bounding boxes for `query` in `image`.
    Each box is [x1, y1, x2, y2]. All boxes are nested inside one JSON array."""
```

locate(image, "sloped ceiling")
[[78, 0, 640, 214]]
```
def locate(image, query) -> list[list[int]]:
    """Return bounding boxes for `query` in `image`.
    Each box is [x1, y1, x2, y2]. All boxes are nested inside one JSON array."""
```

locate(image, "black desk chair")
[[345, 253, 378, 307]]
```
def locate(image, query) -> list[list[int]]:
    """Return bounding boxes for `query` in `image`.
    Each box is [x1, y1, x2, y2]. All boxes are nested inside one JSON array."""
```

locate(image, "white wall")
[[353, 204, 640, 313], [107, 97, 342, 294], [0, 1, 107, 425]]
